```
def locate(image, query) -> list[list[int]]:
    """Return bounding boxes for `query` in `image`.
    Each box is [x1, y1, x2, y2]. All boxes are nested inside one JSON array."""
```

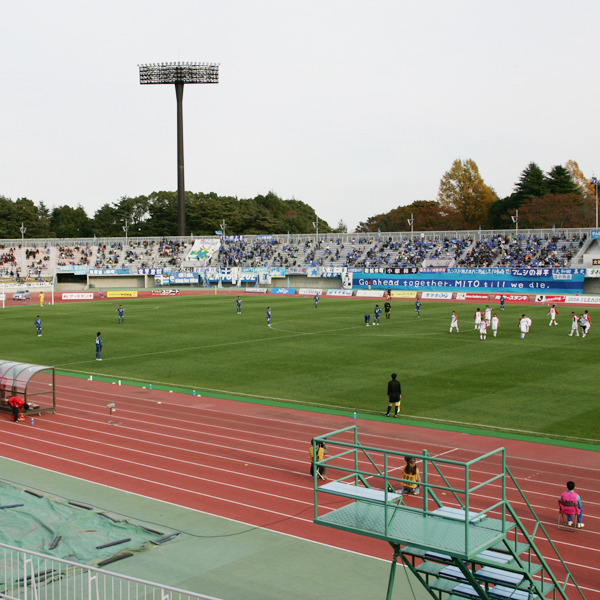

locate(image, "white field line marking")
[[0, 457, 404, 567], [54, 322, 369, 368], [53, 382, 600, 488], [53, 377, 600, 445]]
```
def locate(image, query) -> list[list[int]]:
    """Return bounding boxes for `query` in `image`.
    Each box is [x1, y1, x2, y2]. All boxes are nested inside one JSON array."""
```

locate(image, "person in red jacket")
[[7, 395, 27, 422]]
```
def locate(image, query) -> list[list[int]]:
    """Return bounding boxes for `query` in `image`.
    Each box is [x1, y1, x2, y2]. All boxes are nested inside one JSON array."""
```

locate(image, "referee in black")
[[386, 373, 402, 417]]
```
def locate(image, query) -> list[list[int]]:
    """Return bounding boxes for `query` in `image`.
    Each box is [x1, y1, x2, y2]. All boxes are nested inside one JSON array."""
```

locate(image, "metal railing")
[[0, 227, 593, 250], [0, 542, 222, 600], [313, 425, 510, 555]]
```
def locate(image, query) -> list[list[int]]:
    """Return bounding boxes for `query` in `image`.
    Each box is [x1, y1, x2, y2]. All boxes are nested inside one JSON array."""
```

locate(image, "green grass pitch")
[[1, 295, 598, 445]]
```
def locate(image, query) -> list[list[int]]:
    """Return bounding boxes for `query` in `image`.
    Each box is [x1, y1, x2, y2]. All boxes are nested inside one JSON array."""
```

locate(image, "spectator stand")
[[57, 244, 94, 269], [21, 244, 54, 279], [0, 246, 19, 280], [0, 228, 597, 284], [0, 360, 56, 416], [572, 236, 596, 265]]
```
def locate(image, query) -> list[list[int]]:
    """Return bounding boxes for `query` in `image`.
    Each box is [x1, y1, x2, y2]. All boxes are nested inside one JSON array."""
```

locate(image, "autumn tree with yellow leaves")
[[437, 159, 497, 229], [566, 159, 596, 199]]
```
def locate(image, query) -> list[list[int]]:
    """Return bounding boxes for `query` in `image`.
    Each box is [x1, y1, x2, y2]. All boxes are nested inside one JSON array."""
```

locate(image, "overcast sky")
[[2, 1, 599, 231]]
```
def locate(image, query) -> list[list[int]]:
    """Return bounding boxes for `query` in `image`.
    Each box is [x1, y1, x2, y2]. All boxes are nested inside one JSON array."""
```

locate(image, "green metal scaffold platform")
[[312, 426, 585, 600]]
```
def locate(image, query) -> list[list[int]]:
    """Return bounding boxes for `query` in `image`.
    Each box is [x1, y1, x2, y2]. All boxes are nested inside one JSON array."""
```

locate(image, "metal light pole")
[[407, 213, 414, 235], [220, 219, 226, 237], [313, 217, 319, 244], [592, 176, 598, 229], [19, 222, 26, 278], [511, 209, 519, 234], [139, 62, 219, 236], [122, 219, 129, 247]]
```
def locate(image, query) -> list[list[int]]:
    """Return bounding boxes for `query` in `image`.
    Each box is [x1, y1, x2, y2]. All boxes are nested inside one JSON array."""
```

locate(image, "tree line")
[[1, 159, 596, 238], [0, 191, 338, 239], [357, 159, 596, 232]]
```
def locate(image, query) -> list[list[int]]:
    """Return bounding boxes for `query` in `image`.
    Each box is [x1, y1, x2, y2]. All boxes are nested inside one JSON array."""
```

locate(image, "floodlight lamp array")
[[139, 62, 219, 85]]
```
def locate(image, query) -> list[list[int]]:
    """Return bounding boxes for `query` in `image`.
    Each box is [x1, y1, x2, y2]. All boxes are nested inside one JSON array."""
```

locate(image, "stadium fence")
[[0, 542, 221, 600]]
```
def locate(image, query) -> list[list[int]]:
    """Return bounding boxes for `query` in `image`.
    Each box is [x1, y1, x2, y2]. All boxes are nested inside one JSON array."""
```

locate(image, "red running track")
[[2, 376, 598, 599]]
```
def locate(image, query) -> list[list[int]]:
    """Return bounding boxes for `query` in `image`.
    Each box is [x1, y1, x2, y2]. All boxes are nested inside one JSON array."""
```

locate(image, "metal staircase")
[[312, 426, 585, 600]]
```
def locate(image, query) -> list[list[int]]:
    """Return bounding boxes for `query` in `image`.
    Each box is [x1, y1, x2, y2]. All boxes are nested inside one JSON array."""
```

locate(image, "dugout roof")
[[0, 360, 56, 414]]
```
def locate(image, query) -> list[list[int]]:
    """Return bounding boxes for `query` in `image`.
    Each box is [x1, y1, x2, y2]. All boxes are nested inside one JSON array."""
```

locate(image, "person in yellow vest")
[[401, 456, 420, 495], [39, 292, 45, 307], [309, 439, 327, 480]]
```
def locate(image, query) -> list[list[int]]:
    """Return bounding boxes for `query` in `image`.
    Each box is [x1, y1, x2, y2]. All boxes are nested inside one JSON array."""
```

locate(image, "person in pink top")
[[559, 481, 584, 528]]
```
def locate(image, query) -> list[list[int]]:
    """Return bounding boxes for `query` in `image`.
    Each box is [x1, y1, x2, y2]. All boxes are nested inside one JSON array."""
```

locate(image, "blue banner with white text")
[[353, 268, 585, 294]]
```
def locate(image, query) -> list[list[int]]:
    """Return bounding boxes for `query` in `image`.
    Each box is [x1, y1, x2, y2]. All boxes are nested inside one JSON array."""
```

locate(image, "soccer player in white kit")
[[474, 308, 482, 330], [449, 311, 459, 333], [547, 304, 558, 326], [491, 313, 500, 337], [479, 319, 488, 340], [568, 312, 579, 337], [484, 305, 492, 325], [519, 314, 532, 339], [583, 310, 591, 334], [578, 314, 589, 337]]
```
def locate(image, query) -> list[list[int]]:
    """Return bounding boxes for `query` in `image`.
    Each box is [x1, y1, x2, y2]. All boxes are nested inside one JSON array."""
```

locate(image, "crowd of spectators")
[[154, 240, 190, 267], [212, 239, 283, 267], [209, 234, 583, 270], [94, 243, 123, 269], [299, 237, 471, 269], [0, 232, 588, 280], [1, 245, 52, 279], [100, 240, 157, 269], [24, 246, 51, 273], [0, 247, 17, 269], [457, 234, 583, 269], [90, 240, 192, 269], [57, 245, 93, 266], [0, 246, 19, 278]]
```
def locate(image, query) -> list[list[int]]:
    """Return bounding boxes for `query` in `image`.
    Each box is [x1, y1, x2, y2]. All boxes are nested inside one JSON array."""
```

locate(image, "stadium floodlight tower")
[[138, 62, 219, 236]]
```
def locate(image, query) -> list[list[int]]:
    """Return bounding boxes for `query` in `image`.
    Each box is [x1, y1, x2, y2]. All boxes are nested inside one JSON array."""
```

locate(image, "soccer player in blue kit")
[[236, 296, 242, 314], [266, 307, 272, 327], [314, 294, 319, 308], [364, 313, 371, 327], [95, 332, 103, 361], [116, 305, 125, 324], [374, 304, 382, 325], [34, 316, 42, 337], [415, 300, 422, 318]]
